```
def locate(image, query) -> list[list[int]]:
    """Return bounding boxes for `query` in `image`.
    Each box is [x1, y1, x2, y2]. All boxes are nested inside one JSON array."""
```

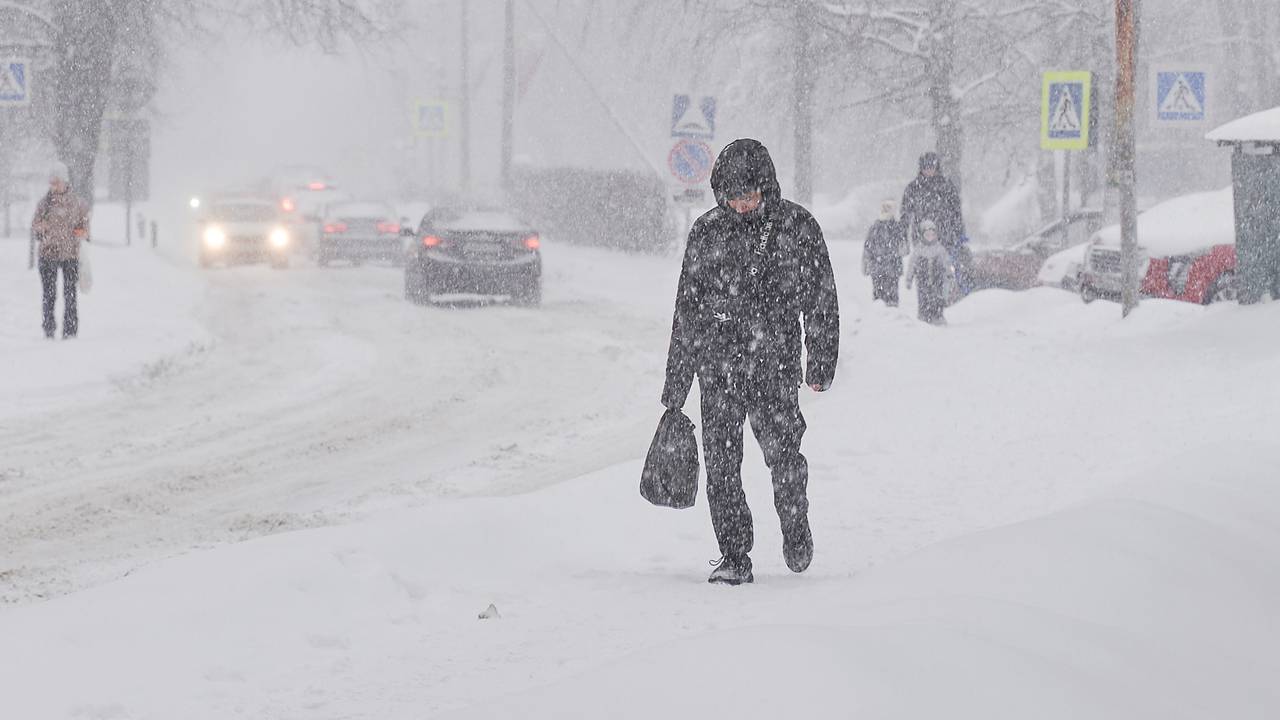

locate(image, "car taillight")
[[324, 222, 348, 234], [377, 221, 401, 234], [422, 235, 442, 248], [523, 234, 541, 250], [307, 181, 327, 191]]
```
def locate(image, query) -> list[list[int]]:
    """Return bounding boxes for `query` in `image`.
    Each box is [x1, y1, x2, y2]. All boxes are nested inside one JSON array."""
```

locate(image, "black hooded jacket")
[[661, 139, 840, 408], [900, 169, 965, 248]]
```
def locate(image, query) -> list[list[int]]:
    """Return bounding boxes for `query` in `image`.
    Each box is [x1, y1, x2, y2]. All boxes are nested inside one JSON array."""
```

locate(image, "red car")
[[1079, 188, 1238, 305]]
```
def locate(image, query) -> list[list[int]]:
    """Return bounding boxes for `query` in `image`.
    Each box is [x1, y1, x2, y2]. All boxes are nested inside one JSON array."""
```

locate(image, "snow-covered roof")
[[1037, 241, 1089, 285], [325, 202, 395, 220], [1206, 106, 1280, 143], [1093, 187, 1234, 255], [435, 211, 528, 233]]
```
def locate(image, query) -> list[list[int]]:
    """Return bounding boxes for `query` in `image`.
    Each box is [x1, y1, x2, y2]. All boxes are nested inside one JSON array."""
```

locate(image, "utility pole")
[[793, 0, 815, 206], [501, 0, 515, 192], [1114, 0, 1140, 317], [459, 0, 472, 192]]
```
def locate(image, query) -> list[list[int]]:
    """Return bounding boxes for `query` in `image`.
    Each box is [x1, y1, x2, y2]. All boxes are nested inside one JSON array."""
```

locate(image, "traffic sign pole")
[[1060, 150, 1071, 249]]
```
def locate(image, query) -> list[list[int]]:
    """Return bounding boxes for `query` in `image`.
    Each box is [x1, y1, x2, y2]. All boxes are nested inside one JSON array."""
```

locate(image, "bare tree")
[[24, 0, 404, 207], [814, 1, 1068, 194]]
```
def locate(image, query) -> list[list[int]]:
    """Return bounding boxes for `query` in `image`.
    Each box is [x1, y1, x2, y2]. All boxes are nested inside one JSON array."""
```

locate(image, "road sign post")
[[1042, 71, 1092, 269], [669, 94, 717, 234]]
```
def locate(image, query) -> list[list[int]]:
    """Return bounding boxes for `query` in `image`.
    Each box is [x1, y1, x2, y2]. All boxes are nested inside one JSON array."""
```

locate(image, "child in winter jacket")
[[905, 219, 954, 325], [862, 199, 907, 306]]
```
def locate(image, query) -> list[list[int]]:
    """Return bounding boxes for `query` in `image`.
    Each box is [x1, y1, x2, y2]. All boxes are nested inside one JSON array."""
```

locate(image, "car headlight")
[[269, 227, 290, 248], [203, 225, 227, 249]]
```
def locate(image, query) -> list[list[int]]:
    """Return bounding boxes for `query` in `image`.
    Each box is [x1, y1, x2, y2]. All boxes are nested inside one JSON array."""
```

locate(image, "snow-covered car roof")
[[1206, 106, 1280, 143], [429, 208, 530, 233], [1037, 241, 1089, 285], [324, 201, 395, 219], [1092, 187, 1233, 255]]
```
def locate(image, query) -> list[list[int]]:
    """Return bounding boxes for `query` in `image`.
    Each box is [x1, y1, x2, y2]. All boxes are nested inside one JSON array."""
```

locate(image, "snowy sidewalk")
[[0, 238, 210, 421]]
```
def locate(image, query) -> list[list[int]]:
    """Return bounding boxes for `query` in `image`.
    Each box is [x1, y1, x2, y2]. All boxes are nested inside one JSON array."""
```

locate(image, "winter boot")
[[781, 513, 813, 573], [707, 555, 753, 585]]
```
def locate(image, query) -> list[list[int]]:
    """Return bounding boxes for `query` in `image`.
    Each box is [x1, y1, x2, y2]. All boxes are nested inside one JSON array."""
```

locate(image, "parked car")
[[969, 210, 1103, 290], [317, 201, 405, 266], [197, 197, 292, 269], [1037, 241, 1091, 292], [1079, 187, 1237, 305], [403, 206, 542, 306]]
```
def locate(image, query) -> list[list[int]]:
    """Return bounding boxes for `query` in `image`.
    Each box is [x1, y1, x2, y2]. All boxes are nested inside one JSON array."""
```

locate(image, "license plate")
[[462, 242, 502, 258]]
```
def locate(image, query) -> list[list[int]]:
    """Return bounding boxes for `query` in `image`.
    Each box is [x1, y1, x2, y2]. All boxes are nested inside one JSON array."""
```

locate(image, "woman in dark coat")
[[862, 199, 906, 306]]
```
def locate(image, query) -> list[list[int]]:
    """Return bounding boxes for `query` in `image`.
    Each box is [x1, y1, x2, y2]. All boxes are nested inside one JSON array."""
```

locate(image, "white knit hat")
[[49, 161, 70, 183]]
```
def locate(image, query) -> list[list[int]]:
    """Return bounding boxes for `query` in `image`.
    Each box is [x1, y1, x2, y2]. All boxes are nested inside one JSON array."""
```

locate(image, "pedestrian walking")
[[662, 138, 840, 585], [863, 199, 906, 306], [31, 163, 90, 339], [904, 220, 954, 325], [900, 151, 972, 292], [900, 152, 965, 247]]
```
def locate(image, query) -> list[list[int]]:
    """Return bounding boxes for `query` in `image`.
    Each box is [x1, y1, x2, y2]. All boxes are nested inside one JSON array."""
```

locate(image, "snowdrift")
[[0, 238, 209, 421], [2, 439, 1278, 719]]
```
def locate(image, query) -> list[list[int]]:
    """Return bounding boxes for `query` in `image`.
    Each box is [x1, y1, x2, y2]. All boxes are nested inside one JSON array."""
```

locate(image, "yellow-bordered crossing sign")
[[1041, 71, 1092, 150]]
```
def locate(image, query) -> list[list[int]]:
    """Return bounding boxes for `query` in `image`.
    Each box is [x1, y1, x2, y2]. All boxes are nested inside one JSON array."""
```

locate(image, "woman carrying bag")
[[31, 162, 90, 339]]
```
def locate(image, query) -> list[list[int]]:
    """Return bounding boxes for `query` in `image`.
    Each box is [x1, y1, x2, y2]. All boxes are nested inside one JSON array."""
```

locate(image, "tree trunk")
[[792, 0, 815, 206], [52, 0, 117, 208], [927, 0, 962, 194], [1216, 0, 1249, 117], [1079, 4, 1109, 212], [1245, 0, 1280, 108]]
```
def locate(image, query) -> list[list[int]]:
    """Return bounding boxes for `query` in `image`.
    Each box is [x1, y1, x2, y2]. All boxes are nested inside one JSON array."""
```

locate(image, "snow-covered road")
[[3, 233, 1278, 718], [1, 239, 676, 602]]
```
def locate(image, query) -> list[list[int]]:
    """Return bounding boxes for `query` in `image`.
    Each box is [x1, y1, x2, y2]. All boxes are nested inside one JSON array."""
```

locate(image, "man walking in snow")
[[662, 138, 840, 586], [31, 162, 90, 339], [900, 152, 964, 249], [900, 151, 971, 293]]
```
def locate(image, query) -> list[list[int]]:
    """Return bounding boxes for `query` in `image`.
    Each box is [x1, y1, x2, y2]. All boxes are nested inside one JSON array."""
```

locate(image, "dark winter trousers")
[[871, 271, 900, 306], [39, 258, 79, 338], [917, 279, 946, 324], [698, 376, 809, 560]]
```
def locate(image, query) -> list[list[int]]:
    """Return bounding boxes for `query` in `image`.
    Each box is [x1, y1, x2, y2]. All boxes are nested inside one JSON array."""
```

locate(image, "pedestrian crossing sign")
[[413, 100, 449, 137], [0, 58, 31, 106], [1153, 68, 1208, 126], [1041, 71, 1092, 150]]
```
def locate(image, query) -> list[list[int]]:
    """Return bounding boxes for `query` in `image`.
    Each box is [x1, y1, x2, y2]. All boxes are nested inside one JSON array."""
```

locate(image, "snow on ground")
[[0, 236, 209, 421], [2, 226, 1278, 718]]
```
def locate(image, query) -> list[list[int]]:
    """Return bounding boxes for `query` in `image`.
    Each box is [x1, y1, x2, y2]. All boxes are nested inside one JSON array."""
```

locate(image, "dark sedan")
[[403, 206, 542, 306], [317, 202, 405, 266]]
